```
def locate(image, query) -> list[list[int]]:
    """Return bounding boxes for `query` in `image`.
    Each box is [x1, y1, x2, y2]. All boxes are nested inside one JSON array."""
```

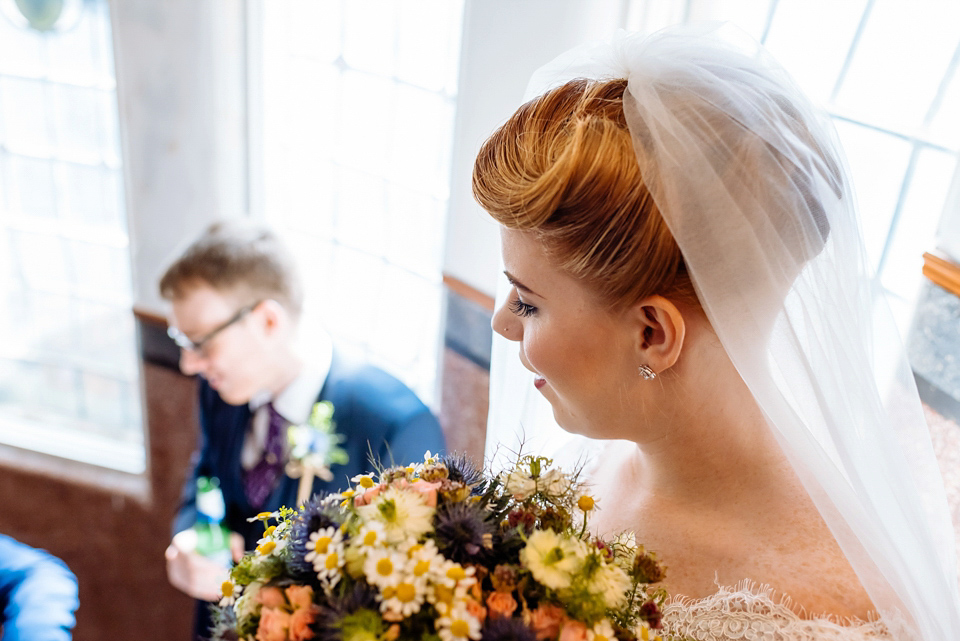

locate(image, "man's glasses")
[[167, 301, 261, 355]]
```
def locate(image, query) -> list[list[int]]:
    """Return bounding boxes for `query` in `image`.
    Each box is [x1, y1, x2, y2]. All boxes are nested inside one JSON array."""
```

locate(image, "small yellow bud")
[[358, 476, 375, 489], [221, 581, 234, 597], [578, 495, 596, 512], [446, 566, 467, 581]]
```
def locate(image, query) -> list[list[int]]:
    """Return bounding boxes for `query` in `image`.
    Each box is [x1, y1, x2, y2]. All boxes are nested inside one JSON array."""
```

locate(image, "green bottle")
[[194, 476, 232, 566]]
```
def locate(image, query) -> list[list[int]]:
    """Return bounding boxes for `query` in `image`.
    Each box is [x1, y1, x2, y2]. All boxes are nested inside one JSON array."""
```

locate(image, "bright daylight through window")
[[0, 0, 143, 473]]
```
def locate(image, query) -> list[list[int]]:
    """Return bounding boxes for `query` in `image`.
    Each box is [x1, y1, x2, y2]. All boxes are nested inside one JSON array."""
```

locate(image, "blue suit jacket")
[[0, 535, 78, 641], [173, 350, 445, 551]]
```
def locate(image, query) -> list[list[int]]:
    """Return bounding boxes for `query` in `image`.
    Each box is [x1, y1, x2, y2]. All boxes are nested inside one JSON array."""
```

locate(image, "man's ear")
[[629, 295, 686, 373], [257, 299, 287, 335]]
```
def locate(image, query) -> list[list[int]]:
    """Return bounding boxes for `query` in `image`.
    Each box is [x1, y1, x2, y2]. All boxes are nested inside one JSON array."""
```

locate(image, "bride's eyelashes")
[[508, 297, 538, 317]]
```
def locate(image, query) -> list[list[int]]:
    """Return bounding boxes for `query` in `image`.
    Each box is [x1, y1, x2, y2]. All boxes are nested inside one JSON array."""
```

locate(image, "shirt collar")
[[249, 330, 334, 424]]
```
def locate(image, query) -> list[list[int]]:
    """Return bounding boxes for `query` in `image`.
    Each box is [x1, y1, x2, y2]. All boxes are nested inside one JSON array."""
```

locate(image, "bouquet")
[[211, 452, 667, 641]]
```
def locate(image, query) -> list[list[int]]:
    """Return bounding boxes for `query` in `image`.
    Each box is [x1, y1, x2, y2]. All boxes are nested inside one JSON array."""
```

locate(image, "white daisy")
[[352, 473, 378, 490], [356, 486, 435, 545], [355, 521, 388, 551], [436, 600, 481, 641], [218, 580, 240, 607], [405, 539, 444, 581], [431, 558, 476, 591], [363, 547, 407, 589], [304, 526, 343, 567], [379, 578, 428, 618]]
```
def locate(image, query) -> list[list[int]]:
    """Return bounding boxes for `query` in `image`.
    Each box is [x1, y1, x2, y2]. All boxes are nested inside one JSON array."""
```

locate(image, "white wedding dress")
[[659, 584, 896, 641]]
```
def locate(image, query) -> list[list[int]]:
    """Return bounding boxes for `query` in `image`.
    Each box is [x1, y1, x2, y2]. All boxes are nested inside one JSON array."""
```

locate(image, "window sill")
[[0, 415, 150, 503]]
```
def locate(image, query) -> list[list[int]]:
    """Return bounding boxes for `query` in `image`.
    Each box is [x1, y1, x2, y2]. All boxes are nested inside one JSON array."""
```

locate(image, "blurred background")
[[0, 0, 958, 638]]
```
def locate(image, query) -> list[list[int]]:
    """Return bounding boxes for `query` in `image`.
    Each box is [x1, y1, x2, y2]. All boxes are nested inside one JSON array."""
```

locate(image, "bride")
[[472, 24, 960, 640]]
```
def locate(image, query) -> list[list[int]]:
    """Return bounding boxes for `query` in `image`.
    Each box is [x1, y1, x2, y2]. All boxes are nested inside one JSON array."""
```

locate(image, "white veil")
[[484, 23, 960, 640]]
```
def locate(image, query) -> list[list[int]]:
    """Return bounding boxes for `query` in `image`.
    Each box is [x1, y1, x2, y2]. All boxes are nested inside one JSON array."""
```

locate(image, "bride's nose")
[[492, 296, 521, 341]]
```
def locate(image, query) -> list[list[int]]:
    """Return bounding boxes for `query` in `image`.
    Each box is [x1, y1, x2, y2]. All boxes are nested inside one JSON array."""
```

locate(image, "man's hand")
[[165, 530, 242, 602]]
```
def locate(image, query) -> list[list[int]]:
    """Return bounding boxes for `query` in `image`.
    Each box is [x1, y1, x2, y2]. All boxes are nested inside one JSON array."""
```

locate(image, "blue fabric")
[[173, 348, 446, 552], [0, 534, 78, 641]]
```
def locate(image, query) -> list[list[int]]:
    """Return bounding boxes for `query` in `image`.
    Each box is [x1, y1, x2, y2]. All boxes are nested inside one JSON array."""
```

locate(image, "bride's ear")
[[630, 295, 686, 373]]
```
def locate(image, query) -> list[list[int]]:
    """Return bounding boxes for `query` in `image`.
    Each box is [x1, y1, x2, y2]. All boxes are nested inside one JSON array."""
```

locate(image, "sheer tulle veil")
[[484, 23, 960, 640]]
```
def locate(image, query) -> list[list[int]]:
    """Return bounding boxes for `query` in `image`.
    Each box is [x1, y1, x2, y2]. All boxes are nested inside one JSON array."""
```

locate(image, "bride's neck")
[[630, 338, 793, 505]]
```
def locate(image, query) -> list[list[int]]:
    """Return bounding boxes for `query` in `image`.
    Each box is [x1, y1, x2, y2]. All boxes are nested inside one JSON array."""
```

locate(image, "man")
[[160, 222, 444, 635], [0, 534, 78, 641]]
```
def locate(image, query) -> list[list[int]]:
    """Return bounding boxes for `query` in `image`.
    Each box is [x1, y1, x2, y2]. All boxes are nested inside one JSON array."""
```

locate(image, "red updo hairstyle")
[[472, 78, 698, 312]]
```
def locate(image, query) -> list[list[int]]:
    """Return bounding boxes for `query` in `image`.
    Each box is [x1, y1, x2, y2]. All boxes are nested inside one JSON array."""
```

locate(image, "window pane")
[[262, 1, 465, 405], [0, 0, 143, 468], [763, 0, 868, 104], [834, 1, 960, 131]]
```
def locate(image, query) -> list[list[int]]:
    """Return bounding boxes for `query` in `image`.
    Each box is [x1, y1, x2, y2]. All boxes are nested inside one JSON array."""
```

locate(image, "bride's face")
[[492, 228, 645, 439]]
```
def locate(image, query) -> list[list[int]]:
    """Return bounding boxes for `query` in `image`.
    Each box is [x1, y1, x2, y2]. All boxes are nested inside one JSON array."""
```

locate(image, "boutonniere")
[[284, 401, 348, 505]]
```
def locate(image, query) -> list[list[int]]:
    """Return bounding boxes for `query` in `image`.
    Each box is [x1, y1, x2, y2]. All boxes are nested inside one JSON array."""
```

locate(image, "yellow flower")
[[577, 495, 596, 512], [356, 486, 435, 545], [519, 530, 582, 591]]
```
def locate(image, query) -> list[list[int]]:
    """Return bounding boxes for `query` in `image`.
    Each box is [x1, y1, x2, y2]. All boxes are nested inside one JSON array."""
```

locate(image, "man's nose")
[[178, 348, 206, 376]]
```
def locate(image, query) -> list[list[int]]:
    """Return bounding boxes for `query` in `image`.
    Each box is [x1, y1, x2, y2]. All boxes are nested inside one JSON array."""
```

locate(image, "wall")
[[0, 361, 197, 639]]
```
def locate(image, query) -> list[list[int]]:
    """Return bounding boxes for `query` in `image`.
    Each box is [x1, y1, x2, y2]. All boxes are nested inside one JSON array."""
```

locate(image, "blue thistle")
[[313, 583, 381, 641], [287, 493, 343, 575], [441, 452, 485, 488], [433, 501, 496, 564], [480, 616, 537, 641]]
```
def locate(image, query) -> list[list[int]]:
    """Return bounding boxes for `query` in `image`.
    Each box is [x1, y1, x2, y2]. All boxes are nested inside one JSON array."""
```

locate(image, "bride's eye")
[[508, 298, 538, 317]]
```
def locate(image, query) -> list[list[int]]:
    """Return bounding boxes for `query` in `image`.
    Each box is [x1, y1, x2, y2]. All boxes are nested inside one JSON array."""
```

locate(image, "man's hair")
[[159, 221, 303, 317]]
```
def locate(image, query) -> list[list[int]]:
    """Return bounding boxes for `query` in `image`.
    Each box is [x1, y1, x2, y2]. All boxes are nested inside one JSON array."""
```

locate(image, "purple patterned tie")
[[244, 402, 288, 508]]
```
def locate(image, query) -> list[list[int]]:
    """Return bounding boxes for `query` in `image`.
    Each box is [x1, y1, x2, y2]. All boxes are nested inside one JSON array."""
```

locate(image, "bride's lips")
[[534, 377, 546, 390]]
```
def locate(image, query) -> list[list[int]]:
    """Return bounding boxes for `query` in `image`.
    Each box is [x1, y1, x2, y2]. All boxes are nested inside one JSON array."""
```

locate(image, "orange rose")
[[528, 604, 567, 640], [256, 607, 291, 641], [486, 591, 518, 619], [411, 480, 442, 507], [559, 621, 589, 641], [464, 597, 487, 624], [289, 605, 318, 641], [353, 484, 384, 506], [257, 586, 287, 609], [285, 585, 314, 611]]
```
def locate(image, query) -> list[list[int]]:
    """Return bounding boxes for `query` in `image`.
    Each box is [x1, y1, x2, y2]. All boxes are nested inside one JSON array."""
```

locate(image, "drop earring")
[[638, 364, 657, 380]]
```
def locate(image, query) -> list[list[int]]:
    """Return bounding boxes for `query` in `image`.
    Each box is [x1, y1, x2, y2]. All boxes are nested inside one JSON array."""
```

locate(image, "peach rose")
[[353, 484, 384, 506], [285, 585, 314, 611], [289, 605, 318, 641], [559, 621, 589, 641], [257, 586, 288, 609], [465, 597, 487, 624], [256, 607, 291, 641], [528, 604, 567, 641], [486, 591, 518, 619], [410, 480, 442, 507]]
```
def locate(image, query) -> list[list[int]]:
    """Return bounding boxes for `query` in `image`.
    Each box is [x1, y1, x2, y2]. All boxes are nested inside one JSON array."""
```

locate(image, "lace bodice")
[[658, 583, 902, 641]]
